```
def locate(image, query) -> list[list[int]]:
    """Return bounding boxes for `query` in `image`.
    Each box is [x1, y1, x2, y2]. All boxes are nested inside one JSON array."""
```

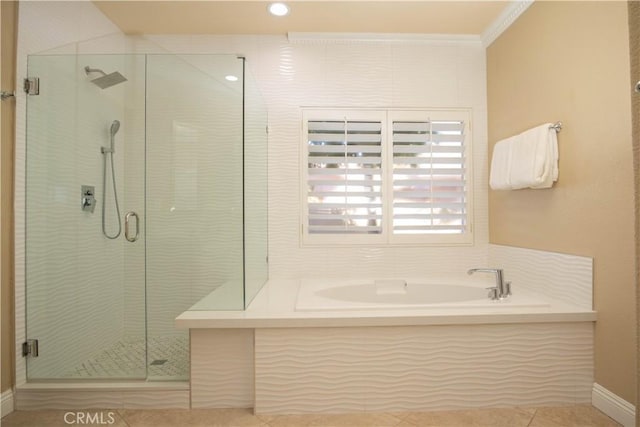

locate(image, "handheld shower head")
[[102, 120, 121, 154], [110, 120, 121, 137]]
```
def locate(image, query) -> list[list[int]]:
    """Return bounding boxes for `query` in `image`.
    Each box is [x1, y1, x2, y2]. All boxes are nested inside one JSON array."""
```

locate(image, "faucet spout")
[[467, 268, 511, 300]]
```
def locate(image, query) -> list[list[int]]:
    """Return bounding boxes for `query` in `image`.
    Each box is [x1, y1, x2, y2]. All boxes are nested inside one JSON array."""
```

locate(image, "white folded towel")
[[489, 136, 514, 190], [490, 123, 559, 190]]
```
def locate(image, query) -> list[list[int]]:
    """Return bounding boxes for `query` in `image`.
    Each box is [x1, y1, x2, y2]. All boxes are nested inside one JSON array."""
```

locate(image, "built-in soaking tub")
[[177, 272, 597, 415], [295, 278, 550, 311]]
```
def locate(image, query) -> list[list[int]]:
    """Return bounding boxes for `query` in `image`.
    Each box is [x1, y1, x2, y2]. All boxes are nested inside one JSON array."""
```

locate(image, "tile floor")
[[63, 336, 189, 381], [0, 405, 621, 427]]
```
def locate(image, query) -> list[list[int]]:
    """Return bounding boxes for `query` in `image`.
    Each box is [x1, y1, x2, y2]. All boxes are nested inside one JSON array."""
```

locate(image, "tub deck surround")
[[176, 279, 596, 329], [253, 323, 593, 414], [181, 278, 595, 414]]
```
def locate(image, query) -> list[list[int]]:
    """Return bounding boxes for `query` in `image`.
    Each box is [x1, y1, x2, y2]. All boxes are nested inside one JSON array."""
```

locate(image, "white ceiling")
[[92, 1, 513, 36]]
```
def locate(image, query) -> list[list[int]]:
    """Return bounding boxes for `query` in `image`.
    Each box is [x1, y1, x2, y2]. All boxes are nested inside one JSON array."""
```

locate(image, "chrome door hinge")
[[22, 339, 39, 357], [24, 77, 40, 96]]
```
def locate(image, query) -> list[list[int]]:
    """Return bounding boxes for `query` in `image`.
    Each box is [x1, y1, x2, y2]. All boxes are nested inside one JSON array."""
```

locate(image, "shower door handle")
[[124, 211, 140, 243]]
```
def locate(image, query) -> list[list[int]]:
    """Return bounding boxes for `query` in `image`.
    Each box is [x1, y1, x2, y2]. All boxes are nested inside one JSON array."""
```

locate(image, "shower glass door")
[[25, 54, 147, 379], [25, 53, 252, 381]]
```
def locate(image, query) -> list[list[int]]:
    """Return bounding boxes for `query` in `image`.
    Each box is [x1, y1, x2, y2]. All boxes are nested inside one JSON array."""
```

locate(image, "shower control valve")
[[81, 185, 96, 213]]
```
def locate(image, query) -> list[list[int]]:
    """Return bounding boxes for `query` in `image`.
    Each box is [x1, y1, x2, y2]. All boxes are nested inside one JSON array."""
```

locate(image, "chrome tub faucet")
[[467, 268, 512, 300]]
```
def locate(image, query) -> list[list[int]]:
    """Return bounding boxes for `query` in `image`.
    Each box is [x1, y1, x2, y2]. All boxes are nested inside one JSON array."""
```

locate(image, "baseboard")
[[592, 383, 635, 427], [1, 389, 15, 418]]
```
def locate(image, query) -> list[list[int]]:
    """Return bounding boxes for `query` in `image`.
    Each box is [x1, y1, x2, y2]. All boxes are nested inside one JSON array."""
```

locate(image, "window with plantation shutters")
[[304, 110, 386, 241], [391, 114, 468, 238], [302, 109, 472, 246]]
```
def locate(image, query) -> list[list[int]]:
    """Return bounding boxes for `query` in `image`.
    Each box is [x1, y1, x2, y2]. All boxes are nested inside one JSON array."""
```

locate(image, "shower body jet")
[[85, 66, 127, 89]]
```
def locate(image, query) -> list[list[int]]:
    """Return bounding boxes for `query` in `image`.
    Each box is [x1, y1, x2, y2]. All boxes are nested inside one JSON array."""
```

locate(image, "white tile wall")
[[488, 244, 593, 309], [146, 34, 490, 280], [190, 329, 254, 409]]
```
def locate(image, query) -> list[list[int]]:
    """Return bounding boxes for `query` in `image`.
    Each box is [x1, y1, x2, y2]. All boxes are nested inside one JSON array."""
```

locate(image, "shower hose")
[[102, 150, 122, 239]]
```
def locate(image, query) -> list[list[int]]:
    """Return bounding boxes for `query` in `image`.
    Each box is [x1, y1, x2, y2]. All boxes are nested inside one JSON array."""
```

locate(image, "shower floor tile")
[[63, 336, 188, 380]]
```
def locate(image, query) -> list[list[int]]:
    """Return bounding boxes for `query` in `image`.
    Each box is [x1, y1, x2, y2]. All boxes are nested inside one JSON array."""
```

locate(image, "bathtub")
[[295, 278, 550, 311], [177, 277, 596, 414]]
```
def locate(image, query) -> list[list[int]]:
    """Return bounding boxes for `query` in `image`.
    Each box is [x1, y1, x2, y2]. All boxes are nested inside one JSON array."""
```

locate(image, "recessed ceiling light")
[[225, 75, 239, 82], [268, 2, 289, 17]]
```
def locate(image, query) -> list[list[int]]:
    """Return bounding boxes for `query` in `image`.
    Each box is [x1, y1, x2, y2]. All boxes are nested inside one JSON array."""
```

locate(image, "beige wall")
[[629, 0, 640, 419], [1, 0, 17, 395], [488, 1, 635, 402]]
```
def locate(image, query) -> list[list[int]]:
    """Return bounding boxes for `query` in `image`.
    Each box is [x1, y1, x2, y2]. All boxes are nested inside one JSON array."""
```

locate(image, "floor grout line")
[[116, 408, 132, 427], [525, 408, 538, 427]]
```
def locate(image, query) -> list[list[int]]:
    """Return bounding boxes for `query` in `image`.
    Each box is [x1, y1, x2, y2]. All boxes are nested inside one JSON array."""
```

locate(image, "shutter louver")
[[392, 120, 467, 235], [307, 119, 383, 234]]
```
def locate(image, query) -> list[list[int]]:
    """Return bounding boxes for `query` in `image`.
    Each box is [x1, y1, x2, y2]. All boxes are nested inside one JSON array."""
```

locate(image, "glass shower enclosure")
[[24, 54, 268, 381]]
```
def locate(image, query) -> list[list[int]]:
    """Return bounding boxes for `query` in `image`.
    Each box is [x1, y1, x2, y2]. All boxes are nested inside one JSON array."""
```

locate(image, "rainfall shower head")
[[84, 66, 127, 89]]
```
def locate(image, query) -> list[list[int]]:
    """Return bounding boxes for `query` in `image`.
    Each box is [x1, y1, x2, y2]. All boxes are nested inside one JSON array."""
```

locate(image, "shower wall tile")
[[17, 1, 120, 57]]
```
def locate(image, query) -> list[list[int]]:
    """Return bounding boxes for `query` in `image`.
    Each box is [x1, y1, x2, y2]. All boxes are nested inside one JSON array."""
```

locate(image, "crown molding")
[[288, 32, 482, 46], [481, 0, 535, 48], [289, 1, 534, 49]]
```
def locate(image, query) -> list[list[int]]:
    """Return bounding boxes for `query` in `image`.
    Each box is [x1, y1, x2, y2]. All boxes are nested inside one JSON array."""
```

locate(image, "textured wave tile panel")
[[190, 329, 255, 409], [488, 244, 593, 309], [254, 324, 593, 414], [121, 391, 190, 409], [15, 389, 189, 410]]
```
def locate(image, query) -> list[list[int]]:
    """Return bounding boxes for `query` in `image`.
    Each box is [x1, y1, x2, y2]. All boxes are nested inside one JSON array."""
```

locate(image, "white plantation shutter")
[[306, 117, 384, 235], [302, 109, 472, 245], [392, 118, 468, 235]]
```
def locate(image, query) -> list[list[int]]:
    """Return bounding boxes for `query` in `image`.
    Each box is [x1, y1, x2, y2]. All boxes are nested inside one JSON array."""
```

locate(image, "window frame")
[[300, 107, 474, 247]]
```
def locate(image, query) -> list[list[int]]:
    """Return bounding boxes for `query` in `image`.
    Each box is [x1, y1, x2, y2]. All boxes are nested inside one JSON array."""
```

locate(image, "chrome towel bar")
[[549, 121, 562, 133]]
